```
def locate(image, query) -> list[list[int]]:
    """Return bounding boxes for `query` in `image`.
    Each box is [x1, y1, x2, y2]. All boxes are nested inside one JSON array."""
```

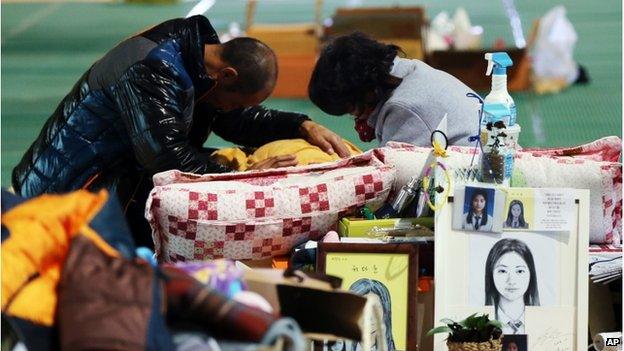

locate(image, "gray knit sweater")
[[367, 57, 480, 147]]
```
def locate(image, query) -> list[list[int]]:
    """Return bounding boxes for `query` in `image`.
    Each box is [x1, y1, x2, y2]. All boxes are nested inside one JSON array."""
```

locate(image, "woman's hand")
[[300, 120, 351, 158], [247, 154, 298, 170]]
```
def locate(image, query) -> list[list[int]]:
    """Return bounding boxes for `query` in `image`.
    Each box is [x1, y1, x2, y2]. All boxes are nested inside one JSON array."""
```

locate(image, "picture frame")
[[434, 188, 589, 351], [317, 243, 419, 351]]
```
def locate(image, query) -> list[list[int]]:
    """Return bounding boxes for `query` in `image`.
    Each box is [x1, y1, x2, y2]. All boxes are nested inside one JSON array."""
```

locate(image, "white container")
[[505, 124, 522, 149], [484, 74, 516, 125]]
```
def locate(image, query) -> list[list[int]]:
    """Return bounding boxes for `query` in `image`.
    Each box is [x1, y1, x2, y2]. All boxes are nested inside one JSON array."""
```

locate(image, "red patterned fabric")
[[147, 152, 395, 261], [522, 136, 622, 162], [354, 117, 376, 142], [589, 244, 622, 253]]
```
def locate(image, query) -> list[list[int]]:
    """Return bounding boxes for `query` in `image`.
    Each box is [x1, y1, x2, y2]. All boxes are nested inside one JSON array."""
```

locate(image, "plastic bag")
[[532, 6, 579, 84]]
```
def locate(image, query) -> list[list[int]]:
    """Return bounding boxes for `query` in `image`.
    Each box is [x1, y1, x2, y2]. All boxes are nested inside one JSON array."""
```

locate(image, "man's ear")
[[218, 67, 239, 85]]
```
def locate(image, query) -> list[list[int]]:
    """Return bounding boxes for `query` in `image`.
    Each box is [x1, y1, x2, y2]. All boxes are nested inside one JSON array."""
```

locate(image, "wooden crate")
[[329, 6, 425, 40], [246, 23, 318, 56], [272, 54, 318, 98], [246, 23, 319, 98], [324, 6, 426, 60]]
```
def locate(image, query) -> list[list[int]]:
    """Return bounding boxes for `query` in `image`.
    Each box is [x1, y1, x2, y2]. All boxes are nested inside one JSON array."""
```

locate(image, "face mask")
[[354, 117, 376, 142]]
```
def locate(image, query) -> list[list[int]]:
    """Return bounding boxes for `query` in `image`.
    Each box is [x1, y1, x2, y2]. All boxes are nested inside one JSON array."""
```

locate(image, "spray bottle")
[[484, 52, 516, 126]]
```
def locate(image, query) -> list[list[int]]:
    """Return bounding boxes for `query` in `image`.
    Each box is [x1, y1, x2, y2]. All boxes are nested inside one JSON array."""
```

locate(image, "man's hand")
[[300, 120, 351, 158], [247, 154, 298, 170]]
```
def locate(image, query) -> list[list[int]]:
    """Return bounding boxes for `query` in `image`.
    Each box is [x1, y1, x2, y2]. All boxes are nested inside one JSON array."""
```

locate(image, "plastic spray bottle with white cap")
[[484, 52, 516, 126]]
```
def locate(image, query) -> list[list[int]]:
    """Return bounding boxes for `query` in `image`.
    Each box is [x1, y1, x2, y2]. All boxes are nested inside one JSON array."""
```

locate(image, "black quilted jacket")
[[12, 15, 309, 198]]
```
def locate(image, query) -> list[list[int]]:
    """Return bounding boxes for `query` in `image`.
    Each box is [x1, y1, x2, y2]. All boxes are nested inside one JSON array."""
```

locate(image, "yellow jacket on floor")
[[1, 190, 119, 326]]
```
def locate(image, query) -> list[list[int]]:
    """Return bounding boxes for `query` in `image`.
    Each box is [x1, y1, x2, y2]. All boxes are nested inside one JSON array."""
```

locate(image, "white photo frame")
[[434, 188, 589, 351]]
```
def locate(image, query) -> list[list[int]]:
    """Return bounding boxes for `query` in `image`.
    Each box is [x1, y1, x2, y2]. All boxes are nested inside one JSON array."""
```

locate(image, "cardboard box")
[[426, 48, 531, 92], [272, 54, 317, 98], [247, 23, 318, 56], [247, 24, 319, 98], [324, 6, 426, 60]]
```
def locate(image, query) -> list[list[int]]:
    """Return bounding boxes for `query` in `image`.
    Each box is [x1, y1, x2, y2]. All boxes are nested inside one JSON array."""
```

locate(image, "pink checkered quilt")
[[146, 151, 395, 262]]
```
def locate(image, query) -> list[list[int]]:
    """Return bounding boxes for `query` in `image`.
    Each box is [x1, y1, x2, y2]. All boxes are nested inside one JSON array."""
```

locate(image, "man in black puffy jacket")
[[11, 15, 349, 246]]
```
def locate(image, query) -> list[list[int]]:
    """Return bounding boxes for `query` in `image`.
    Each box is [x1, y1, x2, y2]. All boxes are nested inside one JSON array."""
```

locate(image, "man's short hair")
[[220, 37, 277, 94]]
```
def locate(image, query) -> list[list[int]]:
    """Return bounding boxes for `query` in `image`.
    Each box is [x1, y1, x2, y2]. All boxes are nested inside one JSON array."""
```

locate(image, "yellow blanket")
[[212, 138, 362, 171]]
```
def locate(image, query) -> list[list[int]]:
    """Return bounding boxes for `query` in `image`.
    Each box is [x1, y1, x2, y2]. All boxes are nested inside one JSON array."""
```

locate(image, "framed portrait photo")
[[436, 188, 589, 351], [317, 243, 419, 351]]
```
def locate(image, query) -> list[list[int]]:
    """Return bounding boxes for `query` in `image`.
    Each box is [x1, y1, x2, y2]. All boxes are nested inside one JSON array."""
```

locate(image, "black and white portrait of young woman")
[[469, 233, 558, 335]]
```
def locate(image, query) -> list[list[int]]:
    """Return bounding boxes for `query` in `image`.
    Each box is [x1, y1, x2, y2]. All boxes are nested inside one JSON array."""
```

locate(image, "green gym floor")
[[1, 0, 622, 187]]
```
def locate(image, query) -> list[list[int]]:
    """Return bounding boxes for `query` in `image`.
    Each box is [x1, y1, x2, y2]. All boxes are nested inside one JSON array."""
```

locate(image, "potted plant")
[[427, 313, 503, 351], [481, 121, 509, 184]]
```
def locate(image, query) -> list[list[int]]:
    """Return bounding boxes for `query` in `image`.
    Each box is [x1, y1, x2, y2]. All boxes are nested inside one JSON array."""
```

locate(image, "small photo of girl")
[[504, 200, 530, 229], [453, 185, 505, 233], [502, 334, 528, 351], [462, 188, 495, 232]]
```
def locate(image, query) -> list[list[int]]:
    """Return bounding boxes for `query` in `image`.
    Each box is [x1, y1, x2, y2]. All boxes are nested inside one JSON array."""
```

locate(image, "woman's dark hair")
[[466, 189, 489, 228], [349, 278, 395, 351], [485, 239, 540, 312], [505, 200, 527, 228], [308, 32, 403, 116]]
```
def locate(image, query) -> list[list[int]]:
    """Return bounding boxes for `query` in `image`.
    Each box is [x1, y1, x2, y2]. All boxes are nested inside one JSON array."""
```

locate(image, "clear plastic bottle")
[[484, 52, 516, 126]]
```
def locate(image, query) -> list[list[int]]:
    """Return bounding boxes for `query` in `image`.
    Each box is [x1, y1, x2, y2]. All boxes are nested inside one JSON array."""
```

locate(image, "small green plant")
[[427, 313, 503, 343]]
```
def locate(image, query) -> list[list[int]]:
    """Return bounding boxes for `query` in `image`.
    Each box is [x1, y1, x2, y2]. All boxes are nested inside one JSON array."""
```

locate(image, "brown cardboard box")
[[247, 24, 318, 56], [246, 6, 428, 97], [328, 7, 425, 39], [272, 54, 317, 98], [324, 6, 426, 60], [246, 24, 319, 98]]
